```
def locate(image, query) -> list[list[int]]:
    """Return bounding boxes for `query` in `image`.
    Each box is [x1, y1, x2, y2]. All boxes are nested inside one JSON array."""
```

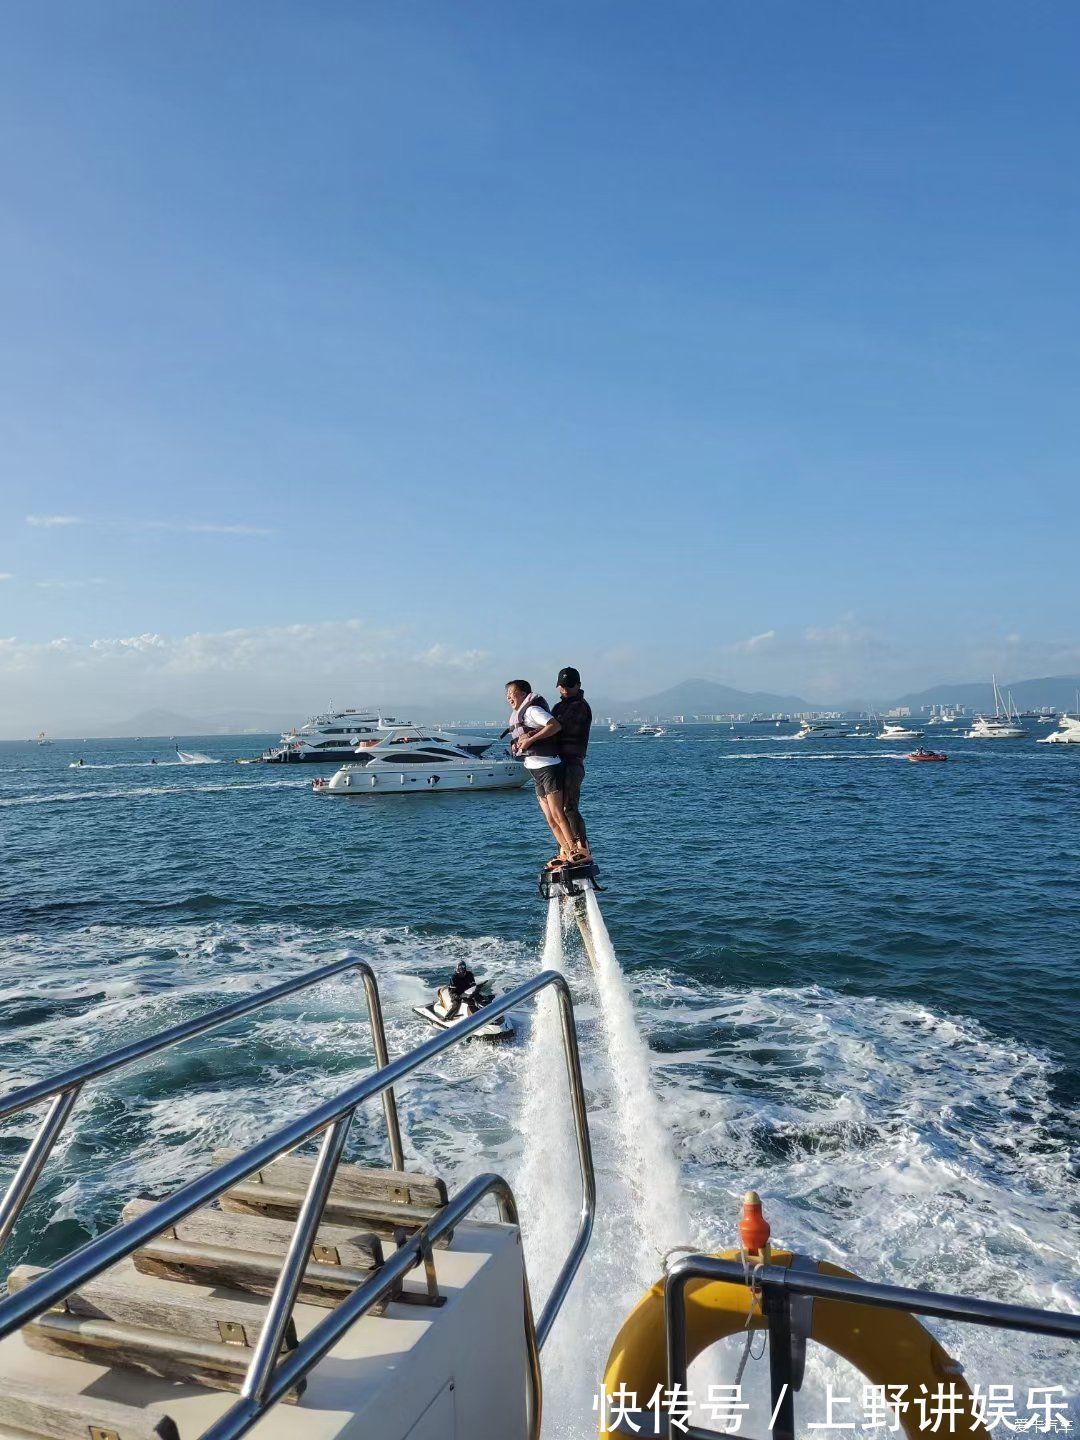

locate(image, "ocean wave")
[[0, 779, 308, 807], [1, 916, 1076, 1423]]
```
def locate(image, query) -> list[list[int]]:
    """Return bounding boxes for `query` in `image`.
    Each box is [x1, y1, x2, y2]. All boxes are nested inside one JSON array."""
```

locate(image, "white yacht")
[[794, 719, 849, 739], [877, 722, 924, 741], [1037, 714, 1080, 745], [256, 709, 490, 764], [637, 724, 666, 736], [966, 677, 1026, 739], [313, 723, 527, 794]]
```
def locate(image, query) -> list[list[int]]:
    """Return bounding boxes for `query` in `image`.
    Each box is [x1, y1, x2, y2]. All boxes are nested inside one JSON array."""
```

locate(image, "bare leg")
[[536, 794, 567, 853], [540, 791, 577, 856]]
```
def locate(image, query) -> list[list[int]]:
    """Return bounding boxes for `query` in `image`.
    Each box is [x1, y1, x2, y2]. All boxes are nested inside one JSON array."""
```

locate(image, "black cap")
[[557, 666, 581, 688]]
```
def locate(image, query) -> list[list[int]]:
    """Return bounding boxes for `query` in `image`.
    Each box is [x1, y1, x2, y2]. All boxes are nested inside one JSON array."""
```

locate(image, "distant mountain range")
[[620, 678, 812, 715], [95, 708, 294, 738], [891, 675, 1080, 712], [59, 673, 1080, 738]]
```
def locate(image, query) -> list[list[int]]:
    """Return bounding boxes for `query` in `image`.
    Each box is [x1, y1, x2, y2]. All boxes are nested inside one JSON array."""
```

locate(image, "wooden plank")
[[8, 1264, 297, 1351], [0, 1379, 179, 1440], [218, 1181, 440, 1236], [131, 1237, 385, 1311], [19, 1314, 302, 1402], [212, 1148, 447, 1208], [121, 1197, 383, 1271]]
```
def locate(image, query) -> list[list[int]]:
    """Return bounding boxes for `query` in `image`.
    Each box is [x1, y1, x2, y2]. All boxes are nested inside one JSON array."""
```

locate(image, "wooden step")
[[0, 1380, 178, 1440], [212, 1149, 447, 1207], [122, 1198, 386, 1309], [213, 1149, 448, 1238], [9, 1263, 303, 1402]]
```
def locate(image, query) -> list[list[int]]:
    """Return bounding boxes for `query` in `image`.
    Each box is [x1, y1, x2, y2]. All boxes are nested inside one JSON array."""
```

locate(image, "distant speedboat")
[[794, 720, 849, 739], [877, 722, 924, 741], [313, 724, 526, 795], [908, 748, 947, 763], [608, 722, 625, 733]]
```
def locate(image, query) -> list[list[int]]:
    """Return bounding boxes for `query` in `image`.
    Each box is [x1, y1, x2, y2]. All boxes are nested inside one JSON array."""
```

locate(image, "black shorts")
[[530, 764, 562, 797]]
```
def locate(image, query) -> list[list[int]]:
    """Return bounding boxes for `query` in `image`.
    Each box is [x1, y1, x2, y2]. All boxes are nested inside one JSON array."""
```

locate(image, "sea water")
[[2, 726, 1078, 1432]]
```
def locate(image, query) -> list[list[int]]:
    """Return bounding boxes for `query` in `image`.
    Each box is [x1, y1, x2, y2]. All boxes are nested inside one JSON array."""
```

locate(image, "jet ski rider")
[[444, 960, 477, 1020], [505, 680, 578, 870]]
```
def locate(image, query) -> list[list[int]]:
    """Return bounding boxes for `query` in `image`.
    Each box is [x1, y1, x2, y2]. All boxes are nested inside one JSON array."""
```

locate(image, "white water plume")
[[514, 897, 581, 1314], [583, 885, 690, 1274]]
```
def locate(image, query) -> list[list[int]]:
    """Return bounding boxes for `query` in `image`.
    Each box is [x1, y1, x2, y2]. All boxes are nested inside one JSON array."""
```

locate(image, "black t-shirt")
[[553, 694, 592, 763]]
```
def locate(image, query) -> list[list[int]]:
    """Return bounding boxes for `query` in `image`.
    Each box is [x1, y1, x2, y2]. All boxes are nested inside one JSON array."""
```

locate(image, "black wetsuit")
[[444, 966, 476, 1019]]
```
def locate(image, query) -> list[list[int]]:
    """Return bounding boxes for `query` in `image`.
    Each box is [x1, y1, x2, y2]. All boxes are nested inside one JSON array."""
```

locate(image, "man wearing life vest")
[[551, 666, 592, 861], [505, 680, 578, 868]]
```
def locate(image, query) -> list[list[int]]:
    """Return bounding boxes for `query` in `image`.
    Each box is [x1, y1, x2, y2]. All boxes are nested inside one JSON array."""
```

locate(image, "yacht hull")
[[315, 761, 527, 794]]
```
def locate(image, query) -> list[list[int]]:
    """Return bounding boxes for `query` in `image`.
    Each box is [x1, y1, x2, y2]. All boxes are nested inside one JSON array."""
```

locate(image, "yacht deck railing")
[[0, 968, 596, 1440], [0, 957, 405, 1250]]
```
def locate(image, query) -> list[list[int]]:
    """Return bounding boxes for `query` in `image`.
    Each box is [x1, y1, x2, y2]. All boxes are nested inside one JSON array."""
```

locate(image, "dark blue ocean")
[[2, 725, 1078, 1429]]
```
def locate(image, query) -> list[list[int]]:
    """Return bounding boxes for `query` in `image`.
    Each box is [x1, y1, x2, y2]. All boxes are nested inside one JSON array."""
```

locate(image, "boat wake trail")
[[67, 761, 188, 770]]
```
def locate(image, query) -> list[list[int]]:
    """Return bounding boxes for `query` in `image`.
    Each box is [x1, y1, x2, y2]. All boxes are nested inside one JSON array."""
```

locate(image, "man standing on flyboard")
[[504, 680, 578, 870], [551, 666, 592, 861]]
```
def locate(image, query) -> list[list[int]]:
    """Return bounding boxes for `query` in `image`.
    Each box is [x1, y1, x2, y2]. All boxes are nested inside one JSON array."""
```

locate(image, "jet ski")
[[413, 980, 515, 1042]]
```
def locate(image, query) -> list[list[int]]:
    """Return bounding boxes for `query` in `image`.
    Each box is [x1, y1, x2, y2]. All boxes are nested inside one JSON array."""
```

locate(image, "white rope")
[[733, 1254, 767, 1387]]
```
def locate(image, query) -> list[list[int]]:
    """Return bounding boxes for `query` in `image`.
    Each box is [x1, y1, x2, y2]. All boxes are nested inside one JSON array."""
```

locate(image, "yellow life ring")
[[600, 1248, 987, 1439]]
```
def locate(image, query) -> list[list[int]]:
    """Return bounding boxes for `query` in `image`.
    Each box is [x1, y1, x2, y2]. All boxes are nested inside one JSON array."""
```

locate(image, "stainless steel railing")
[[663, 1255, 1080, 1440], [0, 968, 595, 1440], [0, 956, 405, 1250]]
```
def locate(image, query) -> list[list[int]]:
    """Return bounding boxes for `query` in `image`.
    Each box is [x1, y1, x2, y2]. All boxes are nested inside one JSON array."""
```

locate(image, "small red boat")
[[908, 748, 947, 763]]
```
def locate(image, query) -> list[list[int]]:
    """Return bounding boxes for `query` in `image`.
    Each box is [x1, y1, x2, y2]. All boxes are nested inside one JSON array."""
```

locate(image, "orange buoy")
[[738, 1189, 771, 1256]]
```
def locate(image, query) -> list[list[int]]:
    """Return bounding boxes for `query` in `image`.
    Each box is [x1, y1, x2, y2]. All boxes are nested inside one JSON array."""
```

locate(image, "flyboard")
[[539, 857, 603, 963]]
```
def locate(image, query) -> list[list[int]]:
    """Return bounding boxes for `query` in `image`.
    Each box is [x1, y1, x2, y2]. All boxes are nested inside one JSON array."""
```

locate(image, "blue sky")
[[2, 2, 1079, 729]]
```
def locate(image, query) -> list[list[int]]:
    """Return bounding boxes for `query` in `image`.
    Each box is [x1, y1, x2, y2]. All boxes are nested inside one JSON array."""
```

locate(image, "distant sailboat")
[[35, 731, 51, 746], [967, 675, 1026, 739]]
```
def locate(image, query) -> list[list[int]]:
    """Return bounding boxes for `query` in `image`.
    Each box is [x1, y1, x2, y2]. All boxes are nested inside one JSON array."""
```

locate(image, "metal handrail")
[[0, 957, 404, 1249], [203, 1172, 542, 1440], [664, 1255, 1080, 1440], [0, 969, 595, 1440]]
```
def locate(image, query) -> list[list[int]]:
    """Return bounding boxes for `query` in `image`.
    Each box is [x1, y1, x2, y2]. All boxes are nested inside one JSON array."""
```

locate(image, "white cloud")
[[0, 573, 13, 582], [732, 629, 777, 654], [34, 578, 107, 590], [414, 642, 489, 670], [141, 521, 274, 537], [24, 515, 272, 537], [0, 619, 506, 736]]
